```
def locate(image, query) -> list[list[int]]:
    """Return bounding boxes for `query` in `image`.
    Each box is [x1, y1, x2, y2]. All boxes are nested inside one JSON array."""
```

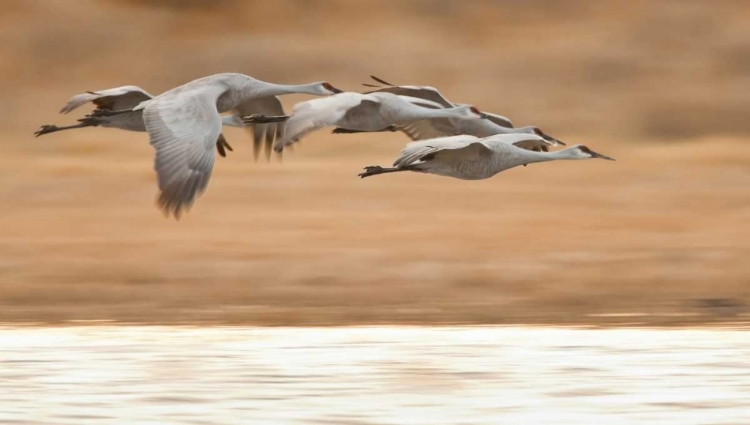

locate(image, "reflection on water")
[[1, 326, 749, 424]]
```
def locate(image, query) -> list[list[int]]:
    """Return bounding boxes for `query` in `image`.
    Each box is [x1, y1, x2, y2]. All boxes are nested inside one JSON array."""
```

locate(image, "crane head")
[[574, 145, 615, 161]]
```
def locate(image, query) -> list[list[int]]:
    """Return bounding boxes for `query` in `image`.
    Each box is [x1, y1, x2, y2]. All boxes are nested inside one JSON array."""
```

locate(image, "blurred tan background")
[[1, 0, 749, 325]]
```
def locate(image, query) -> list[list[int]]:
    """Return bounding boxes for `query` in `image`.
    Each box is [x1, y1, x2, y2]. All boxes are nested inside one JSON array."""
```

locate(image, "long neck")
[[514, 146, 582, 165], [255, 82, 321, 96], [485, 144, 578, 171]]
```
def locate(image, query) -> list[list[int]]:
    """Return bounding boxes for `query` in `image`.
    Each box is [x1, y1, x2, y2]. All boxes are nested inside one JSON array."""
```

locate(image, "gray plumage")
[[359, 76, 565, 147], [129, 73, 341, 218], [34, 85, 243, 157], [273, 91, 486, 152], [359, 134, 614, 180]]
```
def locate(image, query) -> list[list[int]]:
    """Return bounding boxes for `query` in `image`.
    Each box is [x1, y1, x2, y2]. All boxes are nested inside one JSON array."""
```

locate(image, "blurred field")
[[1, 0, 749, 325]]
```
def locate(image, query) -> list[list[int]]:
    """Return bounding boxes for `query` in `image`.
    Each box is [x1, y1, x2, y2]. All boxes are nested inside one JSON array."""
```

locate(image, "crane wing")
[[397, 118, 460, 141], [61, 86, 153, 114], [508, 137, 554, 152], [452, 103, 513, 128], [276, 93, 380, 151], [142, 85, 226, 219], [394, 135, 488, 167], [483, 111, 514, 129], [480, 133, 553, 152], [365, 76, 514, 128], [235, 96, 285, 161], [364, 85, 455, 108]]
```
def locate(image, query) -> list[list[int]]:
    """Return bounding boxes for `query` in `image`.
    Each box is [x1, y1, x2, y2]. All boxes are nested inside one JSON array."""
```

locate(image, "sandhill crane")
[[352, 75, 564, 148], [34, 86, 244, 157], [91, 73, 342, 219], [244, 91, 488, 153], [358, 133, 614, 179]]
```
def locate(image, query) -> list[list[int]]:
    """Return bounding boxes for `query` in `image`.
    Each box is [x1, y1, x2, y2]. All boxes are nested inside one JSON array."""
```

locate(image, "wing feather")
[[143, 86, 225, 219], [364, 85, 454, 108], [484, 112, 514, 129], [394, 135, 484, 167], [397, 118, 460, 141], [61, 86, 153, 114], [275, 93, 378, 151]]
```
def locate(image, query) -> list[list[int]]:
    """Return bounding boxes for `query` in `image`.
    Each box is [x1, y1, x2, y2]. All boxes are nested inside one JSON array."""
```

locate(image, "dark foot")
[[358, 165, 384, 178], [243, 114, 289, 124], [34, 125, 60, 137], [333, 126, 397, 135], [89, 109, 109, 118], [216, 136, 233, 157]]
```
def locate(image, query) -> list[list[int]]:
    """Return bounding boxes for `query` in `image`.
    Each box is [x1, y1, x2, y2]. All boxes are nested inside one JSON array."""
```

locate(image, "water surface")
[[1, 326, 749, 424]]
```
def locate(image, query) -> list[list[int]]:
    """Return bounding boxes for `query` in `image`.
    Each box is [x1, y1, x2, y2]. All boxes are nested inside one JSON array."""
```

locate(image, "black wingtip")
[[370, 75, 395, 86]]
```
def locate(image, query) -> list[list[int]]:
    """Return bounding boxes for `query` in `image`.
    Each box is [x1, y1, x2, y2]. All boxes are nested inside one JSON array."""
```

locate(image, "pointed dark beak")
[[329, 86, 343, 94], [589, 149, 616, 161], [478, 112, 491, 119]]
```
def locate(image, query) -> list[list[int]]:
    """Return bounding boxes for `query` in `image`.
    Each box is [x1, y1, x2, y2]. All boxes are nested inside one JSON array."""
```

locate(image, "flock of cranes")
[[36, 72, 614, 219]]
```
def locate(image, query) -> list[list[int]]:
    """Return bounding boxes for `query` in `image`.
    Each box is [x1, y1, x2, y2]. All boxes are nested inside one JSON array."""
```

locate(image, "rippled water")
[[1, 326, 750, 424]]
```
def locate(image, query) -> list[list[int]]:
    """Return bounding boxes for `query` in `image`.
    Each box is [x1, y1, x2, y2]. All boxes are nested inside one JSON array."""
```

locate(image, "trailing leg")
[[89, 108, 134, 118], [243, 114, 289, 124], [34, 118, 99, 137], [332, 125, 398, 135], [215, 133, 233, 157], [358, 164, 420, 178]]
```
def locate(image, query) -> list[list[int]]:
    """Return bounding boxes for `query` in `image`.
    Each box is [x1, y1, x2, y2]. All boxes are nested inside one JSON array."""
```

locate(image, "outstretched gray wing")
[[142, 86, 225, 219], [61, 86, 153, 114]]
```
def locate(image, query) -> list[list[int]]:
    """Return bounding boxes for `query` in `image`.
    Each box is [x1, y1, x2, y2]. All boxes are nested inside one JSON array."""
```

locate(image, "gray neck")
[[514, 145, 581, 164], [256, 82, 322, 96]]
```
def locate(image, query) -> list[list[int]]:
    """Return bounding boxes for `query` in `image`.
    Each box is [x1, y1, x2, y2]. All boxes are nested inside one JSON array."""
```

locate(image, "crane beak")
[[328, 86, 344, 94], [589, 149, 615, 161], [478, 112, 491, 119]]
